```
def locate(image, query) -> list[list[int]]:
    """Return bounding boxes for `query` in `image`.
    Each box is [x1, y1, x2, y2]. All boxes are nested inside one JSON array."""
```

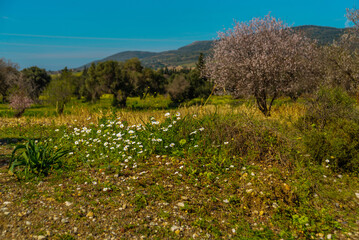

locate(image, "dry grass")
[[0, 103, 306, 130]]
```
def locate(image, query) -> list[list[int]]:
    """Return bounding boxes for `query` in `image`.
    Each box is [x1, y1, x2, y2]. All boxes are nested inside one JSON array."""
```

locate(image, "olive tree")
[[21, 66, 51, 101], [205, 14, 320, 116], [0, 58, 18, 102], [45, 68, 74, 114]]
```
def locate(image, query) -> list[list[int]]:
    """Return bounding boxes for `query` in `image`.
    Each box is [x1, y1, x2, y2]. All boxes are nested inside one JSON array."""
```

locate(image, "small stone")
[[246, 189, 253, 194], [25, 221, 31, 226], [327, 234, 332, 239], [317, 233, 324, 238], [223, 199, 229, 203], [177, 202, 185, 207], [86, 211, 94, 218], [2, 201, 11, 205], [64, 201, 73, 207], [61, 218, 69, 223], [3, 212, 10, 215], [181, 196, 188, 200], [37, 235, 46, 240], [355, 193, 359, 199], [73, 227, 78, 233], [170, 225, 180, 232]]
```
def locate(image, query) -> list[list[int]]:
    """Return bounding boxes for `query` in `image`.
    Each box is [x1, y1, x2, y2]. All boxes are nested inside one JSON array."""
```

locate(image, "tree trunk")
[[255, 90, 277, 117], [56, 101, 64, 115], [255, 90, 269, 116], [112, 91, 119, 107], [116, 90, 127, 108], [14, 109, 25, 118]]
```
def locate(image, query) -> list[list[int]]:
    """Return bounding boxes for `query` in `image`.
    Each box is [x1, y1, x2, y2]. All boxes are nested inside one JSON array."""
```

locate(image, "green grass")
[[0, 95, 358, 239]]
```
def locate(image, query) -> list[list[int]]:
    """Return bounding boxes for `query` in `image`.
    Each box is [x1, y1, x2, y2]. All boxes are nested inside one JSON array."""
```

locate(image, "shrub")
[[9, 140, 70, 178], [303, 119, 359, 173], [298, 87, 357, 130], [298, 87, 359, 173], [196, 114, 294, 165], [167, 74, 190, 104]]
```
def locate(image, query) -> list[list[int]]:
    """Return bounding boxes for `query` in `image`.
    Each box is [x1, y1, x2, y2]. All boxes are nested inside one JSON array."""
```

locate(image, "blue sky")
[[0, 0, 357, 70]]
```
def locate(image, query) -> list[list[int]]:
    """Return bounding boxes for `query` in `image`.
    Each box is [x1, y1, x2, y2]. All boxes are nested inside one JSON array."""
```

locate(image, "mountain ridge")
[[75, 25, 347, 70]]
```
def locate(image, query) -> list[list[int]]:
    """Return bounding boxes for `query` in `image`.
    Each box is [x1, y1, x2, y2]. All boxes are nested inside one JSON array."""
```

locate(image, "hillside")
[[75, 25, 347, 70], [294, 25, 346, 45]]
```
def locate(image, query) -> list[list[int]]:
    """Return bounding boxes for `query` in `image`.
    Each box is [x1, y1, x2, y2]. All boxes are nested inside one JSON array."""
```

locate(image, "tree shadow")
[[0, 138, 26, 145], [0, 138, 27, 167]]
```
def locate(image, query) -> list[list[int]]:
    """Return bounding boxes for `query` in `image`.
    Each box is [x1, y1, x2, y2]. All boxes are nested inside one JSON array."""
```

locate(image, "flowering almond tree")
[[205, 14, 320, 116]]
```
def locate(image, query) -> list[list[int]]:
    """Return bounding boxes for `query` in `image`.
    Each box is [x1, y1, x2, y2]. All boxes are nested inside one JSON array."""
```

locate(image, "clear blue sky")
[[0, 0, 357, 70]]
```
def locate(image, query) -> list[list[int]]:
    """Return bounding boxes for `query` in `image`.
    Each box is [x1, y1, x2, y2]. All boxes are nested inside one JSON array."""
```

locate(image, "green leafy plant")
[[9, 139, 70, 177]]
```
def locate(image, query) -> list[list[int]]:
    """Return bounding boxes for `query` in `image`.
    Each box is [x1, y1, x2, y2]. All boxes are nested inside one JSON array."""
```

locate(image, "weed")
[[9, 139, 70, 178]]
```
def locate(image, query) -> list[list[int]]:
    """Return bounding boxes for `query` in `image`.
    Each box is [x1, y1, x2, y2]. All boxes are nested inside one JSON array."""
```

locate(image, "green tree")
[[21, 66, 51, 100], [167, 74, 190, 104], [0, 58, 18, 103], [84, 63, 102, 103], [124, 58, 143, 72], [45, 67, 74, 114], [95, 60, 134, 107], [135, 68, 167, 99]]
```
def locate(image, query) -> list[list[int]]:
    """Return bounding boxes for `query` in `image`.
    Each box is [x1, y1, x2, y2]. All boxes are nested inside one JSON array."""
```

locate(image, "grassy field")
[[0, 95, 358, 239]]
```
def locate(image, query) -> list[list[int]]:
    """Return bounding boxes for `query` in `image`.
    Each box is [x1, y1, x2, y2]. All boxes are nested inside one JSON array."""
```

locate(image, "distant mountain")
[[75, 25, 347, 70], [293, 25, 346, 45], [140, 41, 213, 69], [79, 51, 159, 69]]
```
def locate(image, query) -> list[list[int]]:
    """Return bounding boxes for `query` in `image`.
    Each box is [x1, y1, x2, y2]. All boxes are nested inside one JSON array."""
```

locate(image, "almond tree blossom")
[[205, 14, 321, 116]]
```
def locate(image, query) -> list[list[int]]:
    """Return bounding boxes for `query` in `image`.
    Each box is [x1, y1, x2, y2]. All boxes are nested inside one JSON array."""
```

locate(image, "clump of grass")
[[9, 139, 70, 178]]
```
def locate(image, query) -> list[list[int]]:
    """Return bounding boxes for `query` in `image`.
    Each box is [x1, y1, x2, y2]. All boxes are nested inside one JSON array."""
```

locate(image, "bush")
[[297, 87, 358, 130], [297, 87, 359, 173], [303, 119, 359, 173], [167, 74, 190, 104], [197, 114, 294, 165]]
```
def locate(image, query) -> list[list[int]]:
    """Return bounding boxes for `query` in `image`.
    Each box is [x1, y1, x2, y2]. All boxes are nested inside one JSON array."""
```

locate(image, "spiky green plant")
[[9, 139, 70, 177]]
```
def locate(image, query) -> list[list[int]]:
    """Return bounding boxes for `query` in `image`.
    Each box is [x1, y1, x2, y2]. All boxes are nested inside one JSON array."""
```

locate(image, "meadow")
[[0, 94, 359, 240]]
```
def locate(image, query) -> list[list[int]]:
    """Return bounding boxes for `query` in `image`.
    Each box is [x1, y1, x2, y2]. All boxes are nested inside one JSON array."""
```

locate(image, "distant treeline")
[[0, 54, 212, 116]]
